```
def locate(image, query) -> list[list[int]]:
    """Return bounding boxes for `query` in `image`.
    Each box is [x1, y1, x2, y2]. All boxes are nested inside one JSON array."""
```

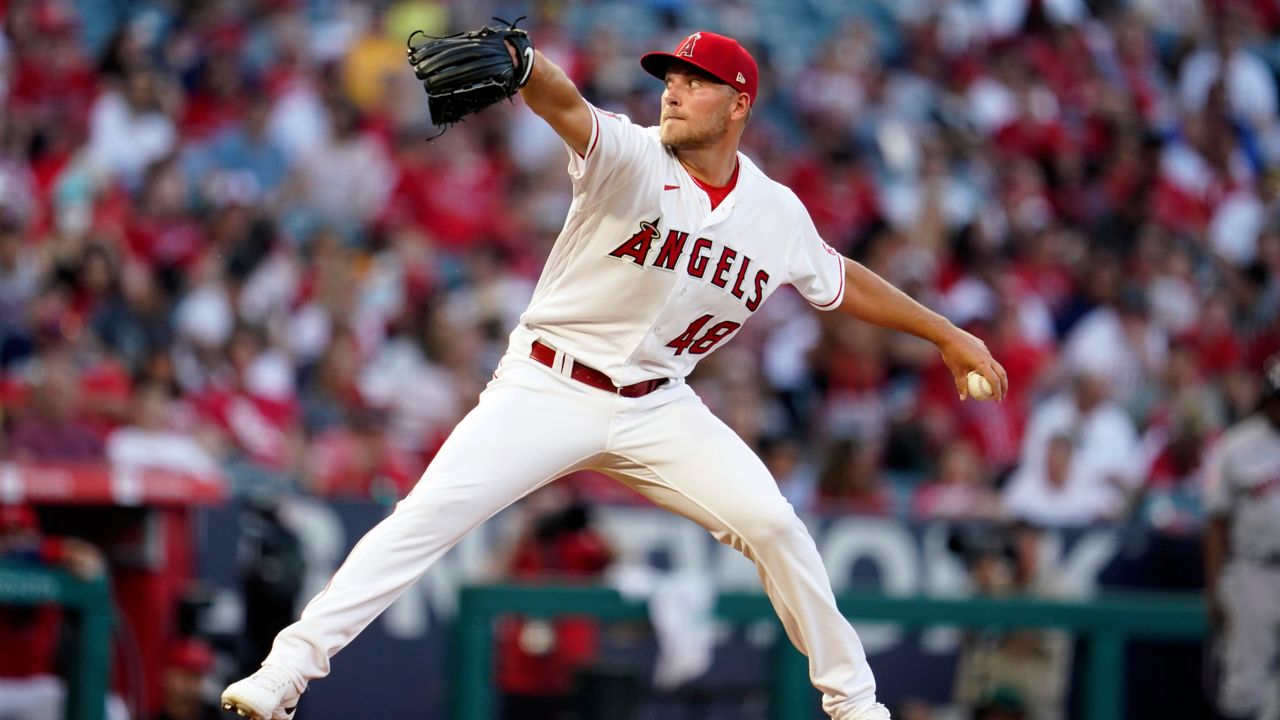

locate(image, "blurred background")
[[1, 0, 1278, 718]]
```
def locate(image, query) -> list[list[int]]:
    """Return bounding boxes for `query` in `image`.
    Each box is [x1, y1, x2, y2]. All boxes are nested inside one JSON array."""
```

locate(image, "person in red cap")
[[155, 637, 220, 720], [0, 502, 107, 720], [225, 29, 1009, 720]]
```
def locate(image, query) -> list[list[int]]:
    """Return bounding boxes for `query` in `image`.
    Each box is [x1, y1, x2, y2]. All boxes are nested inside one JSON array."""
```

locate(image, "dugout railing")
[[0, 560, 113, 720], [453, 583, 1206, 720]]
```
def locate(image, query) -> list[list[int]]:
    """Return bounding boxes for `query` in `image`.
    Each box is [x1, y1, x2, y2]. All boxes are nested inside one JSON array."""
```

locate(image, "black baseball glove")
[[406, 18, 535, 127]]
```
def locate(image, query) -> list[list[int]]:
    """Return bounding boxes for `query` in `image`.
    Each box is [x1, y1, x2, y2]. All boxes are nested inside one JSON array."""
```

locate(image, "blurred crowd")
[[1, 0, 1279, 534], [4, 1, 1278, 718]]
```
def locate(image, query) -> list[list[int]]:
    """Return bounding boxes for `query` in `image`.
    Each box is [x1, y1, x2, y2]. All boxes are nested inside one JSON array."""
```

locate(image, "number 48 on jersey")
[[665, 314, 741, 356]]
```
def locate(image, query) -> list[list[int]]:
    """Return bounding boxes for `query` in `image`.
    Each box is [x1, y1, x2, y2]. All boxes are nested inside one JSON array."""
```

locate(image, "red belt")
[[530, 340, 669, 398]]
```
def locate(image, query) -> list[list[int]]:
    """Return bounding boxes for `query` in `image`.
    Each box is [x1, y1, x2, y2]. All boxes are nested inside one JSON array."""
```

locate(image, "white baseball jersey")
[[519, 104, 847, 385], [1204, 415, 1280, 559]]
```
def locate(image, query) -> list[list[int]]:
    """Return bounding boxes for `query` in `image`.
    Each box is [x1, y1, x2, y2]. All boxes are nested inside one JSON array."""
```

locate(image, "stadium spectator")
[[0, 502, 109, 720], [495, 488, 614, 720], [286, 97, 394, 239], [813, 316, 891, 443], [237, 494, 305, 678], [1177, 8, 1277, 136], [298, 328, 364, 436], [185, 91, 292, 206], [0, 117, 38, 230], [1017, 370, 1142, 507], [180, 53, 251, 142], [912, 439, 1001, 521], [1135, 344, 1220, 511], [445, 244, 535, 350], [1003, 433, 1115, 527], [90, 255, 174, 375], [761, 434, 817, 515], [816, 437, 895, 516], [381, 121, 516, 253], [0, 215, 40, 363], [8, 350, 104, 461], [106, 377, 222, 478], [358, 298, 478, 462], [124, 156, 205, 272], [305, 407, 414, 500], [950, 523, 1070, 720], [154, 637, 220, 720], [1060, 286, 1168, 409], [4, 0, 97, 131], [187, 323, 302, 495], [86, 67, 178, 188], [1181, 292, 1246, 379]]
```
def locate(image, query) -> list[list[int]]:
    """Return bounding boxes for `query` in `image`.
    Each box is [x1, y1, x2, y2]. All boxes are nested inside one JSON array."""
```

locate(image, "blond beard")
[[660, 104, 731, 151]]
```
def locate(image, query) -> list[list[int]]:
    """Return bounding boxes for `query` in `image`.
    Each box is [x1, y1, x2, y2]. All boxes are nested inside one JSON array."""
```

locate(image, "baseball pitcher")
[[221, 23, 1008, 720]]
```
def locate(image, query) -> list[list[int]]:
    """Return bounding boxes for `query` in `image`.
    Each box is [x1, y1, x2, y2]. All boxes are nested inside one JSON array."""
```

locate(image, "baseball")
[[967, 371, 995, 400]]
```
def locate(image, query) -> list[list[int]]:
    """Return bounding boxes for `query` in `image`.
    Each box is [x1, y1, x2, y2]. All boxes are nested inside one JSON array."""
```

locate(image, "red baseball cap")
[[0, 504, 38, 533], [167, 638, 215, 674], [641, 31, 759, 105]]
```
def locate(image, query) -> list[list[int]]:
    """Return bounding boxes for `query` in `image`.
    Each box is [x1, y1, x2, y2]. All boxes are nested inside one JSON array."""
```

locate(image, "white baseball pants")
[[264, 330, 879, 719], [1218, 561, 1280, 719]]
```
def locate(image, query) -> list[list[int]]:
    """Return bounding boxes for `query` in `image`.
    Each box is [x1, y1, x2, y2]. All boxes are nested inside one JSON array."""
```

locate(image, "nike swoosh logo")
[[663, 185, 679, 191], [518, 47, 535, 86]]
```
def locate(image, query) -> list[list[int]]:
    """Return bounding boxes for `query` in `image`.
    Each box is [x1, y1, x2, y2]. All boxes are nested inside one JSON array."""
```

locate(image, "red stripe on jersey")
[[811, 253, 846, 309], [575, 108, 603, 160]]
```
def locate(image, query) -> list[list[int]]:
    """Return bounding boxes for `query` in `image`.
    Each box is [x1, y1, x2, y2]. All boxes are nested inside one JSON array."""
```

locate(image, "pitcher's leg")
[[265, 358, 611, 682], [603, 388, 881, 719]]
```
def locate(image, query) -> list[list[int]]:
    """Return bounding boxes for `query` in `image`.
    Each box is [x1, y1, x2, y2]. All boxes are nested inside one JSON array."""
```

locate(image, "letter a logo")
[[676, 32, 701, 58], [608, 216, 662, 265]]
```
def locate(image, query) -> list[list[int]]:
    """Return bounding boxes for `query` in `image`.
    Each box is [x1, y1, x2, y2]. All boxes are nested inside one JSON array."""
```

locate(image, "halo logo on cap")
[[676, 32, 701, 58]]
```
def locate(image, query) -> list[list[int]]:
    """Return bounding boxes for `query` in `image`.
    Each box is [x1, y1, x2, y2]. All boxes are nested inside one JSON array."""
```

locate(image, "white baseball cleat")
[[220, 664, 304, 720]]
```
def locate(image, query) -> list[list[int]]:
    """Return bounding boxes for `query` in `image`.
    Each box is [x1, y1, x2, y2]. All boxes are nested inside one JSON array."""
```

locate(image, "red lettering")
[[710, 247, 737, 288], [665, 315, 740, 356], [666, 314, 712, 356], [654, 230, 689, 271], [691, 321, 740, 354], [609, 217, 660, 265], [687, 237, 712, 278], [745, 269, 770, 311], [730, 256, 751, 299]]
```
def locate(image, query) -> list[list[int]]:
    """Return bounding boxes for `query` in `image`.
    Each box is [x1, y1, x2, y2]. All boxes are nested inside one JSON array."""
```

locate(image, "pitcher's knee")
[[736, 505, 804, 547]]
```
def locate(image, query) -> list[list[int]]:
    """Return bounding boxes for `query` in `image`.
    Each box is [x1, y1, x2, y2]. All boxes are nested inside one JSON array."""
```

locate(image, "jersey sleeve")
[[564, 104, 661, 201], [1202, 439, 1232, 517], [785, 201, 846, 311]]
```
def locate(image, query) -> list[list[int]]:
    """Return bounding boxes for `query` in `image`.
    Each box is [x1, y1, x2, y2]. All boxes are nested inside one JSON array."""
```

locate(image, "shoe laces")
[[249, 665, 298, 695]]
